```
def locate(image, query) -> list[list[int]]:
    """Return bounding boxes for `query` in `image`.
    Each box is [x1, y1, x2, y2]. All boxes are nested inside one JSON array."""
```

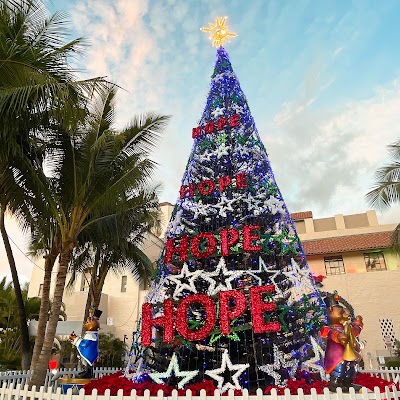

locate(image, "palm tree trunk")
[[29, 241, 73, 388], [81, 283, 93, 336], [0, 205, 31, 370], [30, 239, 59, 370], [93, 285, 102, 310]]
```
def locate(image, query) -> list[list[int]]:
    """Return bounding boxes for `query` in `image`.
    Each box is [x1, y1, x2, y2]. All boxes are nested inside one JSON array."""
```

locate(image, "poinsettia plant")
[[83, 372, 399, 395]]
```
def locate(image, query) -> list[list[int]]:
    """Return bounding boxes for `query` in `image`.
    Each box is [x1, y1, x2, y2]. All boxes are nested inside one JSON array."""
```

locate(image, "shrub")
[[385, 359, 400, 368]]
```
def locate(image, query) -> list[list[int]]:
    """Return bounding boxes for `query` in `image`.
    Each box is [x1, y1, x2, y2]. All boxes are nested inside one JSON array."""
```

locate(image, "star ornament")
[[303, 337, 327, 380], [149, 353, 199, 389], [202, 257, 244, 296], [247, 257, 283, 295], [205, 349, 249, 393], [201, 17, 237, 47], [167, 262, 202, 300], [259, 344, 298, 386]]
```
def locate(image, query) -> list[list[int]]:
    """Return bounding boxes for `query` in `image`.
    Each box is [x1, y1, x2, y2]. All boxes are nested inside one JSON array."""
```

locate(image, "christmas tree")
[[134, 18, 327, 392]]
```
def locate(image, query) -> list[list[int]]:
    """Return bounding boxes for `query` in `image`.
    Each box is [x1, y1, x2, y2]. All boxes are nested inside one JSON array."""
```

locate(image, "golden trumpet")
[[342, 320, 360, 361]]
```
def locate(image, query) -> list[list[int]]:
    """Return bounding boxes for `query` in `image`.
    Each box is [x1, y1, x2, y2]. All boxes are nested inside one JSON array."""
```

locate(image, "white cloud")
[[267, 78, 400, 221]]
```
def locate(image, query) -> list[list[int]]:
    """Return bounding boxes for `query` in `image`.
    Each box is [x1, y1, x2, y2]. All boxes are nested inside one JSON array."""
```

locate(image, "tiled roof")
[[302, 231, 393, 255], [291, 211, 313, 221]]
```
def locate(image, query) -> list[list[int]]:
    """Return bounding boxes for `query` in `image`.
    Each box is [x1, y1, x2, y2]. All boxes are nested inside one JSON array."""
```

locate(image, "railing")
[[361, 367, 400, 384], [0, 384, 399, 400], [0, 367, 120, 390], [0, 367, 399, 399]]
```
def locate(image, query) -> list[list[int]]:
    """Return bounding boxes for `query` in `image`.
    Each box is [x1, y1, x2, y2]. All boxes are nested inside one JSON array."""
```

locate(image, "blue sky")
[[3, 0, 400, 281]]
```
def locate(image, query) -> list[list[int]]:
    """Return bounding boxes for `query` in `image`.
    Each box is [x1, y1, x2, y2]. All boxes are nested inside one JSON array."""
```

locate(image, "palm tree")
[[28, 87, 169, 387], [0, 279, 41, 370], [68, 198, 160, 321], [0, 0, 105, 369], [366, 140, 400, 250]]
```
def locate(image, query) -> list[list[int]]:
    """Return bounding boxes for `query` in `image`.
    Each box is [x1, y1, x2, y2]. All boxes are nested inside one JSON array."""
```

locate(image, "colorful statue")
[[320, 293, 363, 392], [70, 309, 102, 378]]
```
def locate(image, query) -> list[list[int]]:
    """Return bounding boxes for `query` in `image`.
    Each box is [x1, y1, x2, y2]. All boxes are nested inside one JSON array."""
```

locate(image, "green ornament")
[[236, 134, 248, 145], [230, 94, 242, 104], [215, 133, 229, 145], [198, 138, 213, 151], [212, 98, 223, 107], [260, 233, 272, 253]]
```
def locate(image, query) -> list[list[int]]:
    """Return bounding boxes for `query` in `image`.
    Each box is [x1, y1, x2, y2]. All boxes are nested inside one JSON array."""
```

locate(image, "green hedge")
[[385, 359, 400, 368]]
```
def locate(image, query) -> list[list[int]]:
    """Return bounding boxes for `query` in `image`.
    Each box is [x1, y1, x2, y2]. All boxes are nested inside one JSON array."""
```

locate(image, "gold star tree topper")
[[201, 17, 237, 47]]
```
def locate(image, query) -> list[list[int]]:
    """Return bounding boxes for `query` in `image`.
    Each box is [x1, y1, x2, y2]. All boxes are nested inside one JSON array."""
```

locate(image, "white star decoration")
[[199, 150, 214, 162], [259, 344, 298, 386], [168, 262, 202, 300], [213, 194, 237, 217], [211, 107, 225, 118], [246, 257, 283, 295], [205, 349, 249, 393], [241, 192, 260, 212], [264, 196, 286, 215], [149, 353, 198, 389], [216, 142, 230, 159], [303, 337, 327, 380], [182, 199, 212, 219], [202, 257, 244, 296], [282, 258, 315, 299]]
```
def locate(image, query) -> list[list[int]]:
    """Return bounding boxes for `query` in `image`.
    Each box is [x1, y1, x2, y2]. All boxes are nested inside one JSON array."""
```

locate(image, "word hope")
[[141, 285, 281, 346]]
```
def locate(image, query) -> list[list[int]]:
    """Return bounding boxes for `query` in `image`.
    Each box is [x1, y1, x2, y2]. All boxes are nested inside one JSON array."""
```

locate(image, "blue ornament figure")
[[70, 309, 102, 378]]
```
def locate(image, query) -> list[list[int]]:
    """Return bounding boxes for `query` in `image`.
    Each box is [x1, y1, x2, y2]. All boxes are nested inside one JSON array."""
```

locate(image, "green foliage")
[[0, 279, 40, 369], [385, 359, 400, 368], [53, 339, 78, 367], [0, 278, 41, 329], [0, 330, 21, 371], [98, 333, 127, 368], [394, 339, 400, 358]]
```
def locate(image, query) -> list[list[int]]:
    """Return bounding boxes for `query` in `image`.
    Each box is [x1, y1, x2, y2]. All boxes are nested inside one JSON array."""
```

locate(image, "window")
[[80, 274, 90, 291], [38, 284, 43, 297], [121, 276, 127, 292], [324, 256, 345, 275], [364, 252, 386, 272]]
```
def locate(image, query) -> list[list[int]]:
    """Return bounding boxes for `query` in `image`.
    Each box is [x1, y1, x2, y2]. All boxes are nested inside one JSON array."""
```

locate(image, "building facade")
[[292, 210, 400, 368]]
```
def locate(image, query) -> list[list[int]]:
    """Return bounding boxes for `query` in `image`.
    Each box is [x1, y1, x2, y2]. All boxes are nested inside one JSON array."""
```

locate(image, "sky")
[[2, 0, 400, 283]]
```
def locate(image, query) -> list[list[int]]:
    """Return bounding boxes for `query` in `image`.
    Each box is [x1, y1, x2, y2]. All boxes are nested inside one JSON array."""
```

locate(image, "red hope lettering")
[[219, 290, 247, 335], [191, 114, 241, 139], [180, 173, 248, 199], [176, 294, 216, 340], [243, 225, 262, 252], [250, 285, 281, 333], [165, 236, 189, 264], [164, 224, 264, 264], [180, 183, 195, 199], [142, 299, 174, 346], [192, 126, 202, 139], [141, 287, 280, 344]]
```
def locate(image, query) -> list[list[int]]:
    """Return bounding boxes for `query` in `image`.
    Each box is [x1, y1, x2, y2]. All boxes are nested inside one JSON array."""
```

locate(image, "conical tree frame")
[[137, 47, 327, 392]]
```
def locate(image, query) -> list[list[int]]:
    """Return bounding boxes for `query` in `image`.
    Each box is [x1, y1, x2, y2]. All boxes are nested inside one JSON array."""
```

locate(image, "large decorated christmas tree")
[[133, 18, 327, 392]]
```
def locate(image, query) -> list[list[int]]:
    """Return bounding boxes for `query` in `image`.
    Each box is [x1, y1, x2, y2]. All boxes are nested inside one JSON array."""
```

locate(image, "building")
[[292, 210, 400, 368], [28, 207, 399, 367]]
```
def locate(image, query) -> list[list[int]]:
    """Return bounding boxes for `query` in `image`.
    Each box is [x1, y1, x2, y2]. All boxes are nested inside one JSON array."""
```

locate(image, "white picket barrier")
[[0, 384, 399, 400], [361, 367, 400, 384], [0, 367, 120, 390], [0, 368, 399, 399]]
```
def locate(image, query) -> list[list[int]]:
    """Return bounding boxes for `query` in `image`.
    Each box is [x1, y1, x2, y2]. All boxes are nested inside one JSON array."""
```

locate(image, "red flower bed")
[[264, 379, 329, 394], [354, 373, 400, 392], [84, 371, 398, 396]]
